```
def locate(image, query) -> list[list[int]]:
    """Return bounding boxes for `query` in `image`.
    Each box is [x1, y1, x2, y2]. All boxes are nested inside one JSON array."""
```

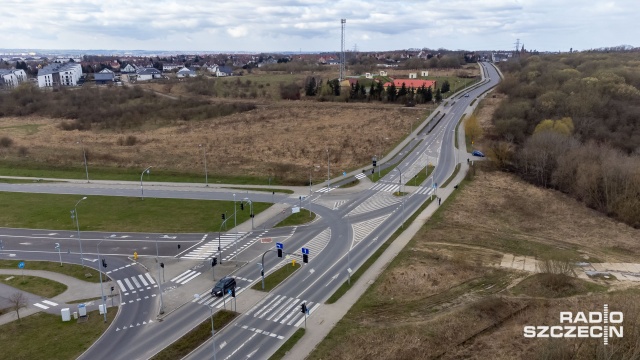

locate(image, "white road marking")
[[33, 303, 48, 309], [41, 300, 58, 306]]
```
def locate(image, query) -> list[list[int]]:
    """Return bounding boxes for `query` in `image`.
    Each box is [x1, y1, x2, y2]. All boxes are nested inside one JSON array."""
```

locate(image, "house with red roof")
[[383, 79, 436, 90]]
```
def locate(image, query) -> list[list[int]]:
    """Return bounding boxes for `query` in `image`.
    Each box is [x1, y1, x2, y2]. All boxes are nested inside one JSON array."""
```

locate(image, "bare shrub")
[[536, 256, 575, 276], [0, 136, 13, 148], [9, 292, 27, 322], [18, 146, 28, 157], [117, 135, 138, 146]]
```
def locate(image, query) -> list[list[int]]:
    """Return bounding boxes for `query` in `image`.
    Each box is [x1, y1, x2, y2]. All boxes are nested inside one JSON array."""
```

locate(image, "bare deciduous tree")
[[9, 292, 27, 322]]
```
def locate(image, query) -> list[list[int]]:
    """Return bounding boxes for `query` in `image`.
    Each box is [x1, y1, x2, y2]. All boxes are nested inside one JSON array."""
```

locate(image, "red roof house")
[[383, 79, 436, 89]]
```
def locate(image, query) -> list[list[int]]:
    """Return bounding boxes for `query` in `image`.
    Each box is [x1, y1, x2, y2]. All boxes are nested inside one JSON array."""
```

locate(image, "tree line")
[[489, 53, 640, 227]]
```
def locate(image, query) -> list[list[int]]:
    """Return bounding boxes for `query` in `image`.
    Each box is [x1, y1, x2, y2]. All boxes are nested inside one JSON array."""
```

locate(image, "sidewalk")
[[0, 269, 111, 326], [283, 153, 471, 360]]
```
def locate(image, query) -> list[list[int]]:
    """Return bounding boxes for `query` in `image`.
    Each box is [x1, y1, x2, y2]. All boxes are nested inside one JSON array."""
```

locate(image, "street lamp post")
[[78, 141, 89, 183], [395, 169, 405, 228], [55, 243, 62, 266], [72, 196, 87, 267], [155, 238, 164, 314], [97, 239, 107, 323], [326, 148, 330, 190], [140, 166, 152, 200], [199, 144, 208, 187], [208, 305, 217, 360], [233, 194, 239, 266], [243, 198, 253, 230]]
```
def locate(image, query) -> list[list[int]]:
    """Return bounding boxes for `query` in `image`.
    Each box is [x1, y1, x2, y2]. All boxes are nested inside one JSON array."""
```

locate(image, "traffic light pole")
[[260, 249, 305, 290]]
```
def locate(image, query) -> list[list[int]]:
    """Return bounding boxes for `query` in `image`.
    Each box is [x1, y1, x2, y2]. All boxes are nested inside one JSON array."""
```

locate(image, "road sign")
[[292, 207, 300, 214], [301, 247, 309, 255], [18, 261, 25, 269], [343, 171, 347, 176], [276, 242, 283, 250]]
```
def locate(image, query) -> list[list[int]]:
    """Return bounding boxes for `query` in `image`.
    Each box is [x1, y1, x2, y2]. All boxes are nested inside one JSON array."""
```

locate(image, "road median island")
[[0, 260, 101, 283], [268, 328, 305, 360], [150, 310, 237, 360], [222, 187, 294, 194], [0, 192, 271, 233], [252, 262, 301, 292], [274, 209, 316, 228], [368, 139, 423, 183], [0, 275, 67, 298], [0, 309, 116, 359], [441, 163, 461, 188]]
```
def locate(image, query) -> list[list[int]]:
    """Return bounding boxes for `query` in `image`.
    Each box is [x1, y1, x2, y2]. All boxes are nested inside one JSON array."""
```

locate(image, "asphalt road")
[[0, 62, 501, 359]]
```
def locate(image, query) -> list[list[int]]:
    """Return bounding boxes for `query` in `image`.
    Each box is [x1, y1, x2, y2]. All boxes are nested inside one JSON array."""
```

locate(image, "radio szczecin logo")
[[524, 304, 623, 345]]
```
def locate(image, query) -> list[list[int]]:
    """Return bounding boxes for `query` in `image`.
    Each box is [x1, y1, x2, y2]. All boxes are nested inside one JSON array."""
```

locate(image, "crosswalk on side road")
[[116, 273, 158, 295], [369, 182, 400, 193], [315, 187, 335, 193], [33, 299, 58, 310], [180, 232, 248, 260], [245, 294, 320, 327], [170, 270, 201, 285]]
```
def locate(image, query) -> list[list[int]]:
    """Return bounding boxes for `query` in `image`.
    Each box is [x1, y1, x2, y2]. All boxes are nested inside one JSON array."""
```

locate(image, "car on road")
[[211, 277, 236, 297], [472, 150, 485, 157], [464, 94, 470, 97]]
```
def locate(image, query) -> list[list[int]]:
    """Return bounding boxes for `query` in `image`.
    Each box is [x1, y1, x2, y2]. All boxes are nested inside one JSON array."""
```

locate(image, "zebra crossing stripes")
[[116, 273, 158, 295], [33, 299, 58, 310], [192, 287, 247, 307], [355, 173, 367, 180], [333, 200, 347, 210], [352, 215, 390, 243], [298, 228, 330, 262], [315, 187, 335, 193], [180, 232, 248, 260], [370, 182, 400, 193], [171, 270, 201, 285], [415, 186, 434, 195], [245, 294, 320, 327], [349, 192, 401, 216]]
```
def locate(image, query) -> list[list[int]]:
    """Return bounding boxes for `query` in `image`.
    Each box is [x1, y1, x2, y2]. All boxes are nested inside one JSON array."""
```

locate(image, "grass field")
[[268, 328, 305, 360], [0, 309, 116, 359], [0, 260, 101, 283], [0, 192, 270, 232], [407, 165, 434, 187], [253, 262, 301, 292], [150, 310, 237, 360], [274, 209, 316, 228], [0, 275, 67, 298]]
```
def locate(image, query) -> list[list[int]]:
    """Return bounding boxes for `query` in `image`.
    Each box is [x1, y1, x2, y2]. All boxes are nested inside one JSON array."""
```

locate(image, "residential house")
[[94, 68, 115, 84], [383, 79, 436, 90], [163, 63, 183, 72], [204, 64, 218, 74], [326, 59, 340, 66], [379, 70, 388, 77], [176, 67, 197, 78], [421, 70, 429, 77], [135, 67, 162, 81], [121, 63, 137, 73], [0, 69, 27, 89], [409, 73, 417, 79], [365, 73, 372, 79], [37, 62, 82, 88], [215, 66, 232, 77]]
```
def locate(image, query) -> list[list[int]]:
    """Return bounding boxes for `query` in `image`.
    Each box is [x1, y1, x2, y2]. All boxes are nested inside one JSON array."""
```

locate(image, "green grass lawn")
[[441, 164, 461, 188], [407, 165, 435, 187], [0, 260, 101, 283], [268, 328, 306, 360], [0, 309, 116, 359], [0, 275, 67, 298], [338, 179, 360, 188], [253, 262, 301, 292], [222, 187, 294, 194], [274, 209, 316, 228], [0, 192, 271, 233], [0, 161, 289, 186], [151, 310, 237, 360], [0, 178, 60, 184]]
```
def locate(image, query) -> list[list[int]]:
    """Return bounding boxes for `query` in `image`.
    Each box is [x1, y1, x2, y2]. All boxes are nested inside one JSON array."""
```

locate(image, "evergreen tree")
[[435, 88, 442, 102], [305, 77, 317, 96], [398, 83, 408, 98], [426, 87, 433, 102], [441, 80, 450, 93], [376, 81, 384, 101], [387, 83, 397, 102]]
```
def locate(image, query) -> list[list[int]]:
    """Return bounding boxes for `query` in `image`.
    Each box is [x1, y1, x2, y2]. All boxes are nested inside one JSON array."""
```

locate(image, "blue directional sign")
[[276, 242, 283, 250], [301, 248, 310, 255], [228, 289, 232, 295], [343, 171, 347, 176], [434, 182, 438, 188], [18, 261, 25, 269]]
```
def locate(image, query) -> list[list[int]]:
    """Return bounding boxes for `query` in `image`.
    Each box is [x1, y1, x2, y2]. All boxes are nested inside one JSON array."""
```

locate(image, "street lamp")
[[71, 196, 87, 267], [199, 144, 208, 187], [140, 166, 152, 200], [193, 295, 217, 360], [326, 148, 330, 190], [155, 238, 165, 314], [394, 169, 405, 228], [233, 194, 239, 266], [77, 141, 89, 183], [243, 198, 253, 230], [97, 239, 107, 323]]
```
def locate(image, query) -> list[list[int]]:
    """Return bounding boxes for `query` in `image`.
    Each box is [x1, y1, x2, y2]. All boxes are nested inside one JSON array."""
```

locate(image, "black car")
[[211, 277, 236, 297]]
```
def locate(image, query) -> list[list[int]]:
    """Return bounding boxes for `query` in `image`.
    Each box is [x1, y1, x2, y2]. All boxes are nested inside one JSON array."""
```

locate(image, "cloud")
[[227, 26, 249, 38]]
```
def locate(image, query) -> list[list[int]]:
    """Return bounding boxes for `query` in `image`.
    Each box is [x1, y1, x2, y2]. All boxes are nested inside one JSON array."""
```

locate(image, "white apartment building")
[[0, 69, 27, 89], [37, 62, 82, 88]]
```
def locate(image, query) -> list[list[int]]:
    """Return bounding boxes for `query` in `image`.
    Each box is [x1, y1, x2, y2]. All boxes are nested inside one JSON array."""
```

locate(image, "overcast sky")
[[0, 0, 637, 53]]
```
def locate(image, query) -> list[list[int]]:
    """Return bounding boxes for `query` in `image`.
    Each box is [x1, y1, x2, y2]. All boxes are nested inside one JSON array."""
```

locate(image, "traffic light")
[[160, 262, 164, 268], [212, 257, 217, 267], [240, 203, 244, 210], [101, 258, 107, 268], [250, 213, 254, 218], [231, 287, 236, 297], [373, 160, 377, 167], [110, 286, 114, 292], [221, 213, 226, 220], [300, 303, 307, 313], [277, 249, 283, 258], [261, 270, 264, 277], [303, 254, 309, 263]]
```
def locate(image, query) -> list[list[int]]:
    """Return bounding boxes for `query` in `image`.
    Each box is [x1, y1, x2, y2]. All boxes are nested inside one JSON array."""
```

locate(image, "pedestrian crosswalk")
[[370, 182, 401, 193], [180, 232, 249, 260], [352, 215, 390, 243], [192, 287, 247, 308], [349, 191, 401, 216], [355, 173, 367, 180], [415, 186, 435, 195], [116, 273, 158, 295], [33, 299, 58, 310], [315, 187, 335, 193], [170, 270, 201, 285], [333, 200, 347, 210], [245, 294, 321, 327]]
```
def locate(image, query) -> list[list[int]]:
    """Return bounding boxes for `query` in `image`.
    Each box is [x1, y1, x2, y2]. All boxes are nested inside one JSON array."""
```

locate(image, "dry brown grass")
[[0, 101, 427, 184]]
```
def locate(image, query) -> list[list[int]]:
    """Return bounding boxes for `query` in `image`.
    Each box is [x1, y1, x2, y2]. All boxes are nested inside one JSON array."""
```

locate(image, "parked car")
[[472, 150, 485, 157], [211, 277, 236, 297]]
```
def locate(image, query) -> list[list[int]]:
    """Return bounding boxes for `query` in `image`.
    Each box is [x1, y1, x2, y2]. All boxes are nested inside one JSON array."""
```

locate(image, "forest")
[[491, 52, 640, 227]]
